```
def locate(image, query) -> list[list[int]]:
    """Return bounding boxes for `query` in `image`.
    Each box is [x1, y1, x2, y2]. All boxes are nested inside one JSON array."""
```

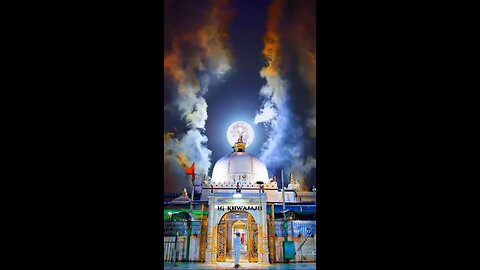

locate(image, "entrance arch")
[[216, 211, 258, 262], [205, 193, 269, 264]]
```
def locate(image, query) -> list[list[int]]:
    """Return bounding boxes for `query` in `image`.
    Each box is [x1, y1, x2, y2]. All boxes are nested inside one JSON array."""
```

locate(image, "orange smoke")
[[260, 0, 285, 78], [164, 132, 175, 143], [164, 132, 189, 170], [303, 49, 316, 98], [164, 33, 202, 96], [164, 53, 183, 85], [289, 0, 316, 98], [164, 0, 233, 96], [211, 0, 234, 35], [175, 152, 190, 170], [286, 0, 316, 136], [164, 1, 233, 191]]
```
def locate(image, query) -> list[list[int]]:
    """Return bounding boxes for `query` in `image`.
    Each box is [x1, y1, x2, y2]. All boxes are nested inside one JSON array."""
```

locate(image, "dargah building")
[[163, 132, 317, 265]]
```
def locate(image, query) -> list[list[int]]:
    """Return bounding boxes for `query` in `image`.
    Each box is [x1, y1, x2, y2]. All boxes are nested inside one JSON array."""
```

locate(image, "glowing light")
[[226, 121, 254, 148], [233, 193, 242, 198]]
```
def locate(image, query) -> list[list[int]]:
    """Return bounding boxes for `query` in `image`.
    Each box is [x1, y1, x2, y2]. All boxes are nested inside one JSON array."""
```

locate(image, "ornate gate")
[[247, 214, 258, 262], [216, 215, 228, 262], [199, 215, 208, 262]]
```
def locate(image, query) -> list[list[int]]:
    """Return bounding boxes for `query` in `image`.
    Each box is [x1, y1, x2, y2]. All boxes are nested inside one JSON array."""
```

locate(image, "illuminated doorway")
[[216, 211, 258, 262]]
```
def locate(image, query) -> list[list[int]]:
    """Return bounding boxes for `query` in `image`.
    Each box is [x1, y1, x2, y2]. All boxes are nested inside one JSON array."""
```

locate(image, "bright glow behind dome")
[[226, 121, 254, 148]]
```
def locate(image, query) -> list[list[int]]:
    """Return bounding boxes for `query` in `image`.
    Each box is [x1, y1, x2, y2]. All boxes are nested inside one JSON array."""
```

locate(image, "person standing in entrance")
[[234, 232, 242, 268]]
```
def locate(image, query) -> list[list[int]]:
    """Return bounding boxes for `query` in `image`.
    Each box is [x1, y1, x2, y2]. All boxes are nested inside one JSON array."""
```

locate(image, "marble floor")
[[164, 262, 316, 269]]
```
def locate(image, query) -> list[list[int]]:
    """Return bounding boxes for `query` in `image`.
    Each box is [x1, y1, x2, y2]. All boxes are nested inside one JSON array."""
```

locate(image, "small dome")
[[171, 196, 191, 204], [211, 151, 269, 184], [171, 188, 191, 204]]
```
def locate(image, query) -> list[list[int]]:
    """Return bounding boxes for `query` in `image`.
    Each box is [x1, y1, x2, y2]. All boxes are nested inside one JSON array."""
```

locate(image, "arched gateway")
[[205, 193, 269, 264], [216, 211, 257, 262]]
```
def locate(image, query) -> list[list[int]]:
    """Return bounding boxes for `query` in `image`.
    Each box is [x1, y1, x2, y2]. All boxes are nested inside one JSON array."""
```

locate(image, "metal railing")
[[164, 233, 179, 264], [275, 220, 316, 237]]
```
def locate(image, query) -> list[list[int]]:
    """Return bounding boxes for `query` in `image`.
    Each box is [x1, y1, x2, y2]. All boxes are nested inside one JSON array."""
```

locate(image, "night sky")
[[164, 0, 316, 193]]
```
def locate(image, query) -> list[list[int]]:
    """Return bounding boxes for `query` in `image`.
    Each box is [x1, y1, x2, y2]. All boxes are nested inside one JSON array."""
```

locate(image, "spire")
[[234, 132, 246, 152]]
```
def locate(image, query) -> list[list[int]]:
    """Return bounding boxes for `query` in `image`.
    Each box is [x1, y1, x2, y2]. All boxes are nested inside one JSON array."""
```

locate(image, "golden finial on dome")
[[182, 187, 188, 197], [234, 132, 246, 152]]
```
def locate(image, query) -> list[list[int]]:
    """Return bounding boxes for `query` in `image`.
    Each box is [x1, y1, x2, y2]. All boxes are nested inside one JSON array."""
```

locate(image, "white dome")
[[211, 151, 269, 184]]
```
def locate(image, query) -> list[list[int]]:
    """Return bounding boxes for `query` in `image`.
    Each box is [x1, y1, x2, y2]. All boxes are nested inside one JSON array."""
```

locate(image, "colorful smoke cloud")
[[255, 0, 316, 191], [164, 0, 234, 192]]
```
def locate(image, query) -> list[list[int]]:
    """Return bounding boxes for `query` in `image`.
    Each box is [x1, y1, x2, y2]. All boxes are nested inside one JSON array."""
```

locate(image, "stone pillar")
[[260, 196, 270, 264], [211, 224, 218, 262], [206, 197, 216, 263]]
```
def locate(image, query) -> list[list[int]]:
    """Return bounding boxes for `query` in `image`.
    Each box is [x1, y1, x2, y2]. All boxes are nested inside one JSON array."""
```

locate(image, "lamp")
[[234, 182, 242, 198], [168, 212, 173, 221]]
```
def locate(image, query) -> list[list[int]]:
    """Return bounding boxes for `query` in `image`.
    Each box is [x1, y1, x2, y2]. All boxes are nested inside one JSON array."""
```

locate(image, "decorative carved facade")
[[199, 215, 208, 262], [216, 215, 228, 261], [248, 214, 258, 262], [267, 210, 277, 263]]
